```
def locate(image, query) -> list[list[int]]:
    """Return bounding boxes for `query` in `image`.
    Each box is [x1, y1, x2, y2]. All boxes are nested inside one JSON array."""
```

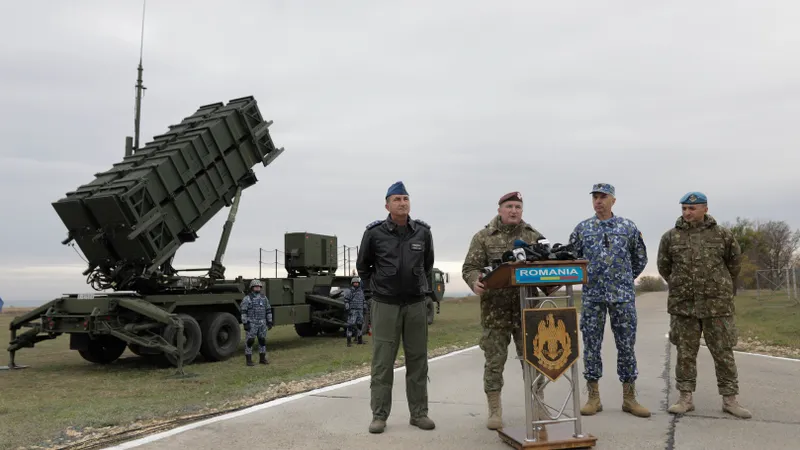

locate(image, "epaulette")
[[366, 219, 383, 230], [414, 219, 431, 229]]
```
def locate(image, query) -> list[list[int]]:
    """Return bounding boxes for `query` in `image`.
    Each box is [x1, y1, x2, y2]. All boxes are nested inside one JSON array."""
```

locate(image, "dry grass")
[[0, 297, 483, 450], [1, 306, 35, 316]]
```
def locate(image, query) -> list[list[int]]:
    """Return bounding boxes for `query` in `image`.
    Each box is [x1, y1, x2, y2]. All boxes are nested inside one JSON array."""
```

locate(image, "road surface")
[[106, 292, 800, 450]]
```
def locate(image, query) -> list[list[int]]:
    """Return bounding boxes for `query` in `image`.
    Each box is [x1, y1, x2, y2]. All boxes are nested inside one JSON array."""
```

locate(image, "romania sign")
[[514, 265, 585, 285]]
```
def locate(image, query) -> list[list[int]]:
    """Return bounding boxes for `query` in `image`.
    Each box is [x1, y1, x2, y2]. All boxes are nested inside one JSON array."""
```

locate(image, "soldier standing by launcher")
[[568, 183, 650, 418], [657, 191, 751, 419], [344, 276, 368, 347], [461, 191, 550, 430], [241, 279, 273, 366], [356, 181, 436, 434]]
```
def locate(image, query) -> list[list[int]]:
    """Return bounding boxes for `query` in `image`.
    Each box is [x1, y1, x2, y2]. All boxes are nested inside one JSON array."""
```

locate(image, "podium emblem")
[[523, 307, 579, 381]]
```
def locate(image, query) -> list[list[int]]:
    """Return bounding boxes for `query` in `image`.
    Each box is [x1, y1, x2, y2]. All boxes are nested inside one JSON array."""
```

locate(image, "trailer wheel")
[[78, 335, 128, 364], [199, 312, 240, 362], [162, 314, 202, 367], [425, 297, 436, 325], [294, 322, 319, 337]]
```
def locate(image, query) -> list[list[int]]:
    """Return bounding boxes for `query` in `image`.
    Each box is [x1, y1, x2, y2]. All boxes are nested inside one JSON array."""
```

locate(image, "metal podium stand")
[[482, 260, 598, 449]]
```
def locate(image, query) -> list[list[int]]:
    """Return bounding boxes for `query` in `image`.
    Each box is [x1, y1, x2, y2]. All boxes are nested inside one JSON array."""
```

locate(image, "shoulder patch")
[[366, 219, 383, 230], [414, 219, 431, 229]]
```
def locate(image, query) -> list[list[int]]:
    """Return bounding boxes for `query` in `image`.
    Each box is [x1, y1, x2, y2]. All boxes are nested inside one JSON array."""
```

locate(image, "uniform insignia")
[[366, 219, 383, 229], [688, 194, 697, 202], [414, 219, 430, 228], [532, 313, 572, 371]]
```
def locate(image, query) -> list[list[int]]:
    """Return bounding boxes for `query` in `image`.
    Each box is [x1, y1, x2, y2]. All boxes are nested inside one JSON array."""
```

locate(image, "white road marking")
[[103, 345, 480, 449]]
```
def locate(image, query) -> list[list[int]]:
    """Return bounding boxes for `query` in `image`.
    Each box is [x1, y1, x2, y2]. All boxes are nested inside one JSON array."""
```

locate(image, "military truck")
[[3, 98, 450, 371]]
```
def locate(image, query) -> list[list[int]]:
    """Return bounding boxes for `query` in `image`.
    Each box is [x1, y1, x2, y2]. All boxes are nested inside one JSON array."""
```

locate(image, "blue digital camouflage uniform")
[[569, 207, 647, 383], [241, 290, 273, 357], [345, 282, 367, 342]]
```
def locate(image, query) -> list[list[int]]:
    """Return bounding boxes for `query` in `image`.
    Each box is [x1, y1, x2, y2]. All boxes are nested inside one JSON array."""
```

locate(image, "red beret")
[[498, 191, 523, 205]]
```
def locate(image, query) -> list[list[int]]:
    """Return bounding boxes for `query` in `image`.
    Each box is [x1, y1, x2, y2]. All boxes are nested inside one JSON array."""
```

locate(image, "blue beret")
[[590, 183, 615, 197], [386, 181, 409, 198], [679, 191, 707, 204]]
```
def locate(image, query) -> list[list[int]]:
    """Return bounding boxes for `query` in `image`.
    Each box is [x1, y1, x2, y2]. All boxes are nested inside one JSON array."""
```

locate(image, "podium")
[[482, 260, 598, 449]]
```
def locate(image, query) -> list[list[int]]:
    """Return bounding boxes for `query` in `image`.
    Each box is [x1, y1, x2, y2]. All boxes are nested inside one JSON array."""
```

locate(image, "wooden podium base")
[[498, 424, 597, 449]]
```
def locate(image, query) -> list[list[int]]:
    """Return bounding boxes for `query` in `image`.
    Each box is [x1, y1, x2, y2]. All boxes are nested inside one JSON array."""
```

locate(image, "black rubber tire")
[[294, 322, 319, 337], [78, 335, 128, 364], [162, 313, 202, 367], [199, 312, 240, 362]]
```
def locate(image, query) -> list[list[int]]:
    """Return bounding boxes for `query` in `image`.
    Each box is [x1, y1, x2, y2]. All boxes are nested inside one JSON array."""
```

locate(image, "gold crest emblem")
[[531, 313, 572, 371]]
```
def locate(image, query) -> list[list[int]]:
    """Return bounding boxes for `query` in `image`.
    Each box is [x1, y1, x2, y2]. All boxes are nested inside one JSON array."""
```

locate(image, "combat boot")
[[580, 381, 602, 415], [369, 418, 386, 434], [347, 337, 352, 347], [722, 395, 752, 419], [259, 352, 268, 365], [622, 382, 651, 417], [357, 335, 364, 345], [486, 391, 503, 430], [409, 416, 436, 430], [667, 391, 694, 414], [245, 354, 254, 367]]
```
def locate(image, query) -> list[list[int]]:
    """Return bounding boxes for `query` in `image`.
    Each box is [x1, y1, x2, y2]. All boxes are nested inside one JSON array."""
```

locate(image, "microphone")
[[513, 239, 528, 248]]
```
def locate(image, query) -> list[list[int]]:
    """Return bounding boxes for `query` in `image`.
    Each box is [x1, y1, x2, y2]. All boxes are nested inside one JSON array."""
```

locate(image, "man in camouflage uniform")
[[461, 191, 550, 430], [344, 276, 368, 347], [657, 191, 751, 419], [568, 183, 650, 418], [241, 279, 274, 366]]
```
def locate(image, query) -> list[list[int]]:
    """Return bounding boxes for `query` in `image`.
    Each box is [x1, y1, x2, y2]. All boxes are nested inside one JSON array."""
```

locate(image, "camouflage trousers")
[[346, 309, 365, 338], [244, 320, 268, 356], [669, 314, 739, 396], [580, 300, 638, 383], [370, 298, 429, 420], [479, 326, 546, 393]]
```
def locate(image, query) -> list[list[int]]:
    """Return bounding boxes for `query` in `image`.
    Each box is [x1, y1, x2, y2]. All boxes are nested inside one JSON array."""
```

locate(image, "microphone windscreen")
[[513, 239, 528, 248]]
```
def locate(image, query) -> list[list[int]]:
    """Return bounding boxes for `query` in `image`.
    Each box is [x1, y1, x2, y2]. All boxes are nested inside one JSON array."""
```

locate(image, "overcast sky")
[[1, 1, 799, 304]]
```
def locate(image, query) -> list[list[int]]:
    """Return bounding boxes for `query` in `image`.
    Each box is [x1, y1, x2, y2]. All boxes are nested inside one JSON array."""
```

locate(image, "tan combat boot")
[[722, 395, 752, 419], [622, 382, 651, 417], [486, 391, 503, 430], [580, 381, 603, 415], [667, 391, 694, 414]]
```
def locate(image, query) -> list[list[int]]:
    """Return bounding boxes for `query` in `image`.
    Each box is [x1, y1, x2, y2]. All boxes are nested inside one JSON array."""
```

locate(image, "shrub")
[[636, 275, 667, 292]]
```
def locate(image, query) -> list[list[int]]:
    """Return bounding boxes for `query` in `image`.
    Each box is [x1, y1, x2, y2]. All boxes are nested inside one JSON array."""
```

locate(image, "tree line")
[[636, 217, 800, 293]]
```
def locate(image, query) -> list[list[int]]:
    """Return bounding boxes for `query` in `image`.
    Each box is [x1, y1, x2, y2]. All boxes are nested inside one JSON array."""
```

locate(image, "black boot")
[[259, 352, 268, 365], [347, 337, 352, 347], [357, 335, 364, 345], [246, 354, 254, 366]]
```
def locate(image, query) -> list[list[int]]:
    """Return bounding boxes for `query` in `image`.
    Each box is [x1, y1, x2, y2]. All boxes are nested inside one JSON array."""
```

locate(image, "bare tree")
[[754, 220, 800, 289], [756, 220, 800, 270]]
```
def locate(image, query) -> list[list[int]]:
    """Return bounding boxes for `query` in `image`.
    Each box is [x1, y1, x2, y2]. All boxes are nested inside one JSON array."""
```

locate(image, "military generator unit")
[[4, 97, 449, 371]]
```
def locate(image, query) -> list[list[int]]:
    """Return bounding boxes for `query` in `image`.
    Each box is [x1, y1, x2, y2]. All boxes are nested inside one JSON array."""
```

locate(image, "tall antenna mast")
[[125, 0, 147, 157]]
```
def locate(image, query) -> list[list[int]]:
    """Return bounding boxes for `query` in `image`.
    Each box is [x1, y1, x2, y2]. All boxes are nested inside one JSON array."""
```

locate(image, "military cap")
[[498, 191, 523, 205], [385, 181, 409, 198], [679, 191, 707, 204], [590, 183, 615, 197]]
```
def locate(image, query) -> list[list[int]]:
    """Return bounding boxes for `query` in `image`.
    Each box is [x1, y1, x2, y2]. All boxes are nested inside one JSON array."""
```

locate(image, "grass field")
[[730, 289, 800, 356], [1, 288, 795, 449], [0, 298, 486, 450]]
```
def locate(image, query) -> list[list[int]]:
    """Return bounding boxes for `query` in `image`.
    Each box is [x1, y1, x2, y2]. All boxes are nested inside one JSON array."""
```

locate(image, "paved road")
[[108, 292, 800, 449]]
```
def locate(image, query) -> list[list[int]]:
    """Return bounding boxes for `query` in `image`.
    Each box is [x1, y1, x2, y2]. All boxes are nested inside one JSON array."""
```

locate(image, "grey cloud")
[[1, 0, 799, 303]]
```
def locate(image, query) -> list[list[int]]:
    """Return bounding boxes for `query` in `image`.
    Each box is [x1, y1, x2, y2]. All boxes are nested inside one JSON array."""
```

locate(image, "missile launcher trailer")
[[4, 96, 294, 371]]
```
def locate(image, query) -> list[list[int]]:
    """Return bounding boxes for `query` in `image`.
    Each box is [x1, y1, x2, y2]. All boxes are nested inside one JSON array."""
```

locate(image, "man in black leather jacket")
[[357, 180, 436, 435]]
